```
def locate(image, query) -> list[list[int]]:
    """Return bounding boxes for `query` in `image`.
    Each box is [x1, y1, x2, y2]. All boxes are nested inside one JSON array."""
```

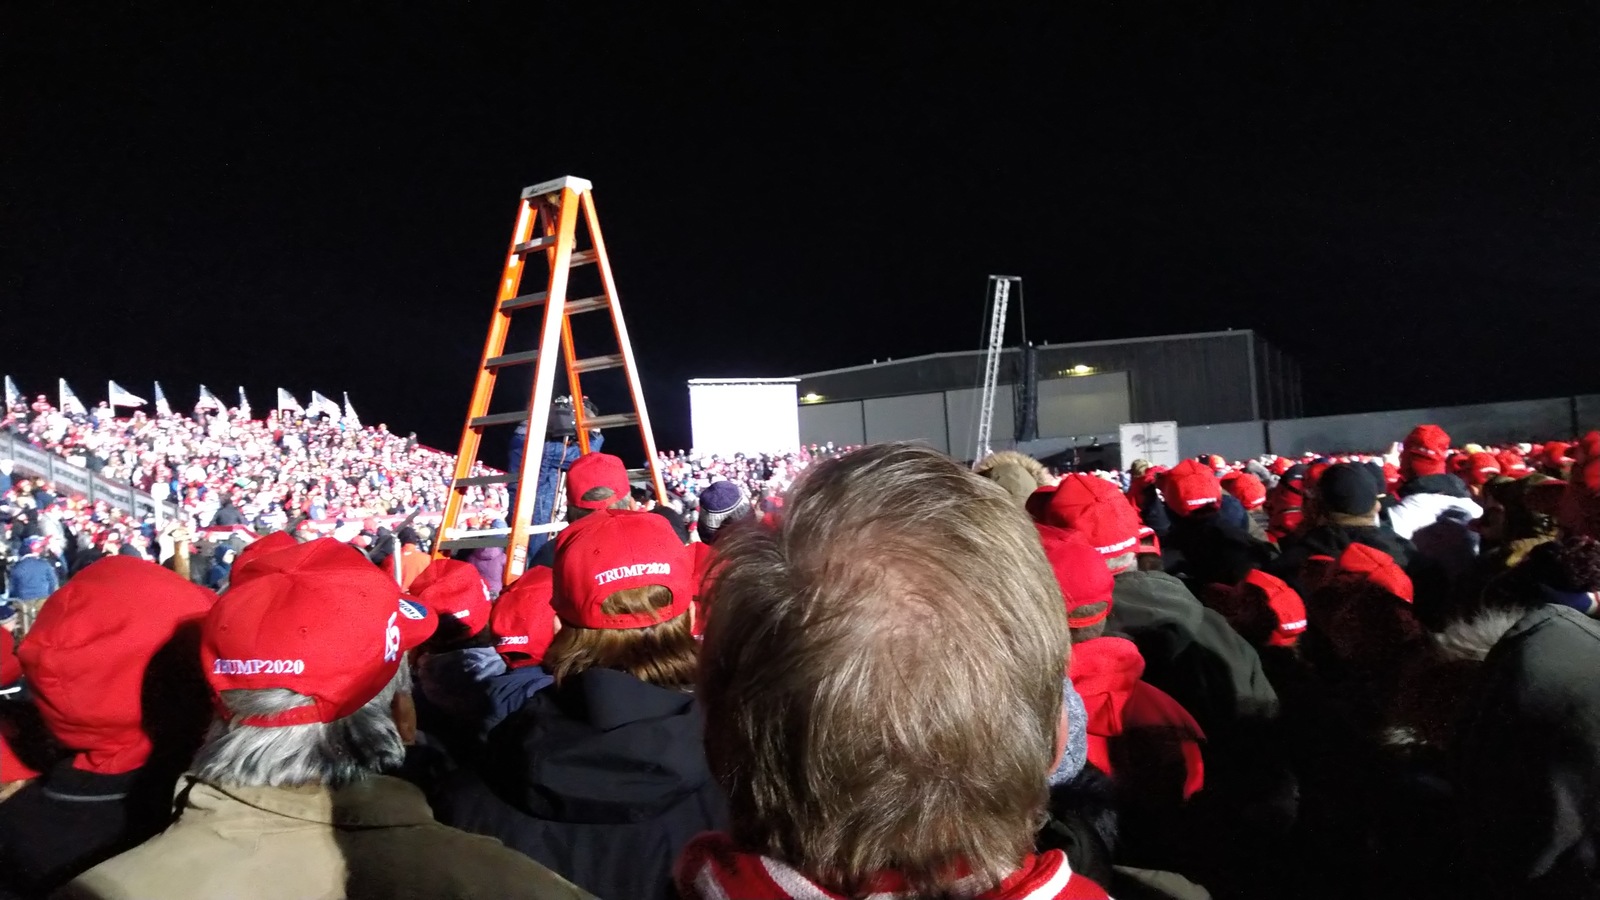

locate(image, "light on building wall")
[[800, 392, 825, 404], [1071, 364, 1093, 375]]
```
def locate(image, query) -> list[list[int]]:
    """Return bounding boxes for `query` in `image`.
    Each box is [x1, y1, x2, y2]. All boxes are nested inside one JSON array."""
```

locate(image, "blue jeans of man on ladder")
[[508, 423, 603, 559]]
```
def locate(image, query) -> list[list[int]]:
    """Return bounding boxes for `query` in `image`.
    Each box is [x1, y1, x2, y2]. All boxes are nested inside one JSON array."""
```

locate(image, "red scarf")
[[674, 832, 1108, 900]]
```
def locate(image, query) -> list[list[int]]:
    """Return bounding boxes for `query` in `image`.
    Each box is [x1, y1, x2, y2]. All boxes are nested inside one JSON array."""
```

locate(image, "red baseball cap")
[[1042, 474, 1141, 565], [1161, 459, 1223, 516], [202, 539, 438, 727], [1336, 543, 1414, 603], [491, 567, 559, 668], [1403, 424, 1451, 477], [21, 557, 215, 774], [566, 452, 631, 511], [1223, 471, 1268, 510], [1241, 569, 1307, 647], [229, 531, 300, 587], [1465, 452, 1502, 487], [553, 509, 691, 629], [408, 558, 492, 637], [1037, 525, 1114, 628]]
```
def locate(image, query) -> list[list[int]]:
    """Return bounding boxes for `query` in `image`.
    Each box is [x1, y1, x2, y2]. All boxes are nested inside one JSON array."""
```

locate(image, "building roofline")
[[792, 329, 1255, 379]]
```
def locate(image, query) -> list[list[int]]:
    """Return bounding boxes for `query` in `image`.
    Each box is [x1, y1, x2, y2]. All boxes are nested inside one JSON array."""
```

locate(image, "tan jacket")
[[56, 775, 594, 900]]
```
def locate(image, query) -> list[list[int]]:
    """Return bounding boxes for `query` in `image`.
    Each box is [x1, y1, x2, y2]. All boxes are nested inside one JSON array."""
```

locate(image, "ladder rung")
[[485, 350, 540, 369], [563, 295, 609, 315], [499, 293, 609, 315], [501, 291, 547, 311], [625, 468, 652, 482], [588, 413, 640, 430], [513, 236, 559, 255], [454, 473, 516, 488], [572, 354, 625, 374], [468, 411, 529, 428], [438, 522, 566, 552], [569, 249, 598, 266], [438, 535, 509, 552]]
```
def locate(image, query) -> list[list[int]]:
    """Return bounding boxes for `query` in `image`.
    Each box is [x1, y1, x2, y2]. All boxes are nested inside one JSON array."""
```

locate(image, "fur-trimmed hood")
[[1380, 607, 1525, 755], [974, 451, 1054, 504]]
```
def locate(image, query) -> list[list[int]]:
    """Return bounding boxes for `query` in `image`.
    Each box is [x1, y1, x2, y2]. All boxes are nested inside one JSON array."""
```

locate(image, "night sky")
[[5, 4, 1598, 461]]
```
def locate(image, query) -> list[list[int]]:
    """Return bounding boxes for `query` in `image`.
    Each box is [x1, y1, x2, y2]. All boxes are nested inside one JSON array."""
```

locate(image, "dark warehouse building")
[[792, 329, 1303, 460]]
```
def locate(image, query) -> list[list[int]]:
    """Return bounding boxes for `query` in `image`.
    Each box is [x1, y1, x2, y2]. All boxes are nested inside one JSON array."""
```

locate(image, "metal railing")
[[0, 429, 181, 521]]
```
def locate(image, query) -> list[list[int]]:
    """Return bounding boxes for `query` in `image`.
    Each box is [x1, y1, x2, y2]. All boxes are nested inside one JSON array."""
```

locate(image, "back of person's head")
[[1317, 463, 1382, 524], [20, 557, 215, 776], [544, 509, 696, 687], [699, 442, 1070, 896], [974, 450, 1050, 506], [1038, 525, 1114, 643], [696, 479, 752, 545], [565, 452, 633, 521], [194, 539, 438, 788]]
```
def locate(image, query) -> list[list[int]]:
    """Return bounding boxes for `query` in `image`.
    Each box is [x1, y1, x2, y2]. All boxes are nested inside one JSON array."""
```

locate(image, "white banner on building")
[[1118, 421, 1180, 470]]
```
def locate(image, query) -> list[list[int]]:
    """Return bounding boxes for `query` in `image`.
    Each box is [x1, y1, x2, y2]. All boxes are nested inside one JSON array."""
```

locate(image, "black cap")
[[1318, 463, 1381, 517]]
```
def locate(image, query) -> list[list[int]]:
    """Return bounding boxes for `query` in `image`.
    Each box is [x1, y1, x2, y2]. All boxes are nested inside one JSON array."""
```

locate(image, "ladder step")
[[572, 354, 625, 374], [499, 293, 609, 315], [453, 473, 516, 488], [485, 350, 540, 369], [569, 249, 598, 266], [513, 236, 559, 255], [468, 411, 530, 428], [588, 412, 640, 430], [626, 468, 652, 482], [521, 176, 593, 199], [438, 522, 566, 552], [500, 291, 547, 312]]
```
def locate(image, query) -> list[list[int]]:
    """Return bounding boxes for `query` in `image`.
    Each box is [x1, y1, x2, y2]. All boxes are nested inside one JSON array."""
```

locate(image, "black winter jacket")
[[1451, 605, 1600, 899], [0, 761, 179, 898], [431, 668, 726, 900]]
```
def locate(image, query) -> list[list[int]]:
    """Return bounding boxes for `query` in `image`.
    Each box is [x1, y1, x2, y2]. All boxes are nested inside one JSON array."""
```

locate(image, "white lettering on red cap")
[[498, 635, 530, 646], [213, 658, 306, 675], [593, 562, 672, 586], [384, 612, 401, 663], [1280, 619, 1308, 632]]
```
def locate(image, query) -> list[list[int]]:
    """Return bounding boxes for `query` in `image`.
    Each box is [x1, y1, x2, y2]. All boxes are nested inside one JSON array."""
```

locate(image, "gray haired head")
[[192, 664, 411, 788]]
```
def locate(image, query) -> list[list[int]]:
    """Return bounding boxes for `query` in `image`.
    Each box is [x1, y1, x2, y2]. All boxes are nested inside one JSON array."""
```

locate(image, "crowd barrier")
[[1, 429, 181, 521]]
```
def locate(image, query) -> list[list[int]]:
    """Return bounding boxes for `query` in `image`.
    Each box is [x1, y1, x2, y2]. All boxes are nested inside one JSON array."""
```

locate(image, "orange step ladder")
[[435, 176, 668, 582]]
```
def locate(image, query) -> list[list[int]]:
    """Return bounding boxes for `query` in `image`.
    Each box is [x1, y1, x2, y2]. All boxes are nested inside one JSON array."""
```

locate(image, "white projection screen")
[[688, 379, 801, 455]]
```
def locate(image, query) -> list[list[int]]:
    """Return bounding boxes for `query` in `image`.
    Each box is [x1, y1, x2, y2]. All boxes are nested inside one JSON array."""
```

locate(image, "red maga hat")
[[1161, 459, 1223, 517], [553, 509, 691, 629], [408, 558, 492, 637], [1043, 474, 1141, 564], [1336, 543, 1414, 603], [491, 567, 559, 668], [1241, 569, 1307, 647], [202, 539, 438, 727], [21, 557, 215, 774], [566, 452, 631, 511], [1038, 525, 1114, 627]]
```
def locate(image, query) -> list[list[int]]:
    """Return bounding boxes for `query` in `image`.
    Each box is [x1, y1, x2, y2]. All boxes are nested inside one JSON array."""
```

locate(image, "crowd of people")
[[3, 413, 1600, 898], [2, 395, 509, 538]]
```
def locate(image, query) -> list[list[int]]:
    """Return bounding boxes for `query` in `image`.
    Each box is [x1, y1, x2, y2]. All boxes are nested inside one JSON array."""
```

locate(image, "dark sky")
[[5, 3, 1598, 459]]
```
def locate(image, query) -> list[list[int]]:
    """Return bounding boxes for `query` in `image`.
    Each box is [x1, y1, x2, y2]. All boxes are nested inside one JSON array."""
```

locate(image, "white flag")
[[108, 380, 147, 408], [309, 391, 340, 421], [342, 392, 362, 428], [59, 378, 87, 415], [4, 376, 20, 409], [196, 384, 223, 412], [238, 387, 252, 419], [153, 382, 173, 417], [276, 388, 304, 414]]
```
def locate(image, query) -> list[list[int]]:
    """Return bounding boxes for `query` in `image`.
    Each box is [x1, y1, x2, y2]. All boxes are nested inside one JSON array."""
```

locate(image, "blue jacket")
[[8, 556, 58, 600]]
